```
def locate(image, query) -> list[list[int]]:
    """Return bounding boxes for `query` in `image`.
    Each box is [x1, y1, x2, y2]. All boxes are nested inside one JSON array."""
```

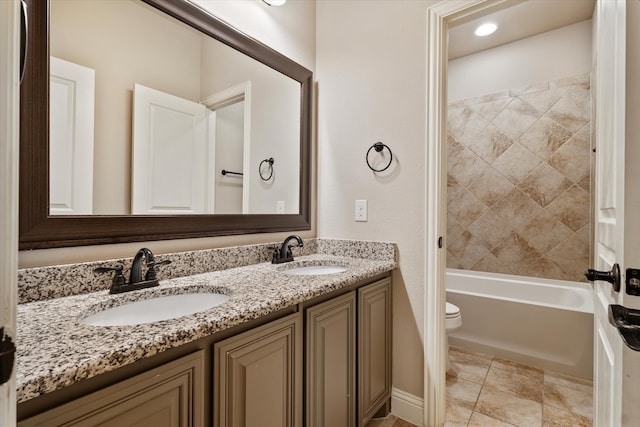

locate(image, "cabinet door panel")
[[306, 291, 356, 427], [214, 312, 302, 427], [358, 278, 392, 426], [19, 351, 204, 427]]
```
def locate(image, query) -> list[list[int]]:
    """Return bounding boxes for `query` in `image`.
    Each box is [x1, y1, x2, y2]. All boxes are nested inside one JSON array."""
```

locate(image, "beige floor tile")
[[484, 365, 543, 403], [365, 415, 420, 427], [365, 415, 397, 427], [544, 382, 593, 420], [492, 357, 544, 381], [543, 404, 592, 427], [445, 399, 474, 426], [392, 419, 420, 427], [468, 412, 518, 426], [544, 370, 593, 394], [449, 346, 493, 384], [476, 387, 543, 427], [447, 375, 483, 410]]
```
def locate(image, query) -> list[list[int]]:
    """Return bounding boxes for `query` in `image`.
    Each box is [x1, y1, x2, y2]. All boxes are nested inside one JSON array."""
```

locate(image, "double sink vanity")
[[16, 238, 397, 427]]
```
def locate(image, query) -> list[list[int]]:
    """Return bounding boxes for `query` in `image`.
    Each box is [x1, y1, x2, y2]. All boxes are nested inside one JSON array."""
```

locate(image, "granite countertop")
[[17, 253, 396, 403]]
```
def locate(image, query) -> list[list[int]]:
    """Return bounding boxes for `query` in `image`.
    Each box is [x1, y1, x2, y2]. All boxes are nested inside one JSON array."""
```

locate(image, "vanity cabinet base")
[[18, 351, 204, 427], [213, 312, 302, 427]]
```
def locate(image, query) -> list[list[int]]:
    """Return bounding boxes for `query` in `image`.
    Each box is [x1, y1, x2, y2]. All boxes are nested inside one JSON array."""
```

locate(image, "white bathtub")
[[446, 268, 594, 379]]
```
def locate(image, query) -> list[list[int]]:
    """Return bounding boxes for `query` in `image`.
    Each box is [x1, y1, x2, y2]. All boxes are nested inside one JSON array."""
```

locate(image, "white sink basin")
[[282, 265, 348, 276], [80, 293, 230, 327]]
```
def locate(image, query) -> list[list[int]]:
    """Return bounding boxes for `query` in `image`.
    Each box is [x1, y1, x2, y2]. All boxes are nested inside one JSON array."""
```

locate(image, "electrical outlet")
[[276, 201, 285, 214], [355, 200, 368, 222]]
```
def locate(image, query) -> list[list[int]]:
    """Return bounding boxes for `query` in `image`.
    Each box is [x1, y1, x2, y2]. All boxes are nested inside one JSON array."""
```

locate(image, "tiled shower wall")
[[446, 74, 591, 282]]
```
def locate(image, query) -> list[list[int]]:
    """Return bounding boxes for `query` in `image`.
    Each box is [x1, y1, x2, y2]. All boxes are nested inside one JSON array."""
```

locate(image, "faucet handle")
[[145, 259, 171, 281], [94, 265, 126, 289]]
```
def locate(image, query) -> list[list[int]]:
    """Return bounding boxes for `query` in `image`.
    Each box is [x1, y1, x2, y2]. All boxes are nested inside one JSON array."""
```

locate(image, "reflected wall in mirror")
[[49, 0, 300, 216], [20, 0, 312, 249]]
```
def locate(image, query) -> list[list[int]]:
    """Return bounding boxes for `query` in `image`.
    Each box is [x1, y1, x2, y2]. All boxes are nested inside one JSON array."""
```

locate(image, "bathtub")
[[446, 268, 594, 379]]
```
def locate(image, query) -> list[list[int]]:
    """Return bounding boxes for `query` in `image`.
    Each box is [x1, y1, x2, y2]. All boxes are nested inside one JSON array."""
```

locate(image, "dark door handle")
[[0, 328, 16, 386], [585, 263, 621, 292]]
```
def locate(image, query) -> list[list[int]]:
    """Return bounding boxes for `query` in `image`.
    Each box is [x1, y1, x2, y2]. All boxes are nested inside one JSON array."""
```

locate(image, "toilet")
[[445, 302, 462, 371]]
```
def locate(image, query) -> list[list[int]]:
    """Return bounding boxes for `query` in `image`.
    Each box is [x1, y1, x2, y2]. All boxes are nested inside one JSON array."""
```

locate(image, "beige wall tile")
[[547, 85, 590, 133], [547, 235, 589, 281], [492, 97, 543, 140], [448, 188, 489, 227], [492, 142, 542, 184], [469, 98, 511, 122], [548, 126, 591, 183], [492, 233, 542, 267], [519, 163, 573, 207], [447, 74, 591, 282], [470, 254, 512, 275], [518, 116, 572, 160], [492, 188, 543, 230], [518, 85, 567, 112], [468, 168, 515, 207], [464, 124, 513, 164], [546, 185, 591, 231], [468, 210, 514, 250], [517, 209, 573, 254], [448, 147, 488, 188]]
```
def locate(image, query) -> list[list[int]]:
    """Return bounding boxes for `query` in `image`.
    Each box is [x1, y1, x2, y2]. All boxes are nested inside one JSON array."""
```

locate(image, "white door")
[[49, 56, 95, 215], [132, 83, 210, 214], [0, 0, 20, 424], [592, 0, 625, 424]]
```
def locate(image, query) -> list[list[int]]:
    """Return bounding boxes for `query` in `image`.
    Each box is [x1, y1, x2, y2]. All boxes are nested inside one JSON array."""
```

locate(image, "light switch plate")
[[355, 200, 368, 222]]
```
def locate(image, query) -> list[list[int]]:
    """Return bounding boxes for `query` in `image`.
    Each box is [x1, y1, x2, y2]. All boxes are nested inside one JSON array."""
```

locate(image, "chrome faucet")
[[95, 247, 170, 294], [272, 235, 304, 264]]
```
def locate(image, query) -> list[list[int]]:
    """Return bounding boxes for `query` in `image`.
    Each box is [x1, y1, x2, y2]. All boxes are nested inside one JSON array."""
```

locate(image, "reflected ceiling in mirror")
[[49, 0, 300, 216], [20, 0, 312, 249]]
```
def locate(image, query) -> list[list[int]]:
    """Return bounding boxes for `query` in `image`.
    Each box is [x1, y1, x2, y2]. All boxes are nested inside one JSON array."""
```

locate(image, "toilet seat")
[[445, 302, 462, 331], [446, 302, 460, 318]]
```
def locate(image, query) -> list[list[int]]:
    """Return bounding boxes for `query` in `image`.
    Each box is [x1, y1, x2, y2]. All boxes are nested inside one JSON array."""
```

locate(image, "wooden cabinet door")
[[358, 278, 392, 426], [19, 351, 204, 427], [213, 312, 302, 427], [306, 291, 356, 427]]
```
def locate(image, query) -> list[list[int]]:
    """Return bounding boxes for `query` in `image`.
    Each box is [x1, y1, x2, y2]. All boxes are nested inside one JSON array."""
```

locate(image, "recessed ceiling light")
[[475, 23, 498, 37], [262, 0, 286, 5]]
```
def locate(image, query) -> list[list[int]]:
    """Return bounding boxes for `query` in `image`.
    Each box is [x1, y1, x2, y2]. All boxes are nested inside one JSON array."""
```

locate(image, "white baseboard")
[[390, 387, 424, 427]]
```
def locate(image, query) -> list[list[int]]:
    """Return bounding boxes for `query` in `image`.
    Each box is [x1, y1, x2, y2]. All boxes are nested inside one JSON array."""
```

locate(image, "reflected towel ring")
[[259, 157, 275, 181], [366, 142, 393, 172]]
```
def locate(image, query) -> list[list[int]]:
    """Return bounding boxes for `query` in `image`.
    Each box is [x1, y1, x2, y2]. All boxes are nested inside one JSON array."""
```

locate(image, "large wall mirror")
[[20, 0, 312, 249]]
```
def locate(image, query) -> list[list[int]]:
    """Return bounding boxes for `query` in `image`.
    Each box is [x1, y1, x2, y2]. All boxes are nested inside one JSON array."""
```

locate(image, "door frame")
[[201, 81, 252, 214], [424, 1, 525, 425], [0, 0, 20, 423]]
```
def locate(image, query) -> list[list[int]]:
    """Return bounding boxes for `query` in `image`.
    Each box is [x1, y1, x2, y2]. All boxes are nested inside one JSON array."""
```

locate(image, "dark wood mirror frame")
[[20, 0, 312, 250]]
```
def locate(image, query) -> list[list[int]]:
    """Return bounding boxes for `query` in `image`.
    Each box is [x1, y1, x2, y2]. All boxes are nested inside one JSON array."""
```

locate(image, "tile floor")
[[446, 346, 593, 426], [366, 414, 420, 427]]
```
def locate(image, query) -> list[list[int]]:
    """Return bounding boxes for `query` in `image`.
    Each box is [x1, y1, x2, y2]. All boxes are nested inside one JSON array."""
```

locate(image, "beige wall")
[[316, 0, 437, 399], [19, 0, 317, 268], [200, 37, 301, 214], [51, 0, 203, 214], [448, 20, 593, 102]]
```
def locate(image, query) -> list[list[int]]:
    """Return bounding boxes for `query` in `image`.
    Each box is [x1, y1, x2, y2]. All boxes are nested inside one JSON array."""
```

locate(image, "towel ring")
[[366, 142, 393, 172], [259, 157, 275, 181]]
